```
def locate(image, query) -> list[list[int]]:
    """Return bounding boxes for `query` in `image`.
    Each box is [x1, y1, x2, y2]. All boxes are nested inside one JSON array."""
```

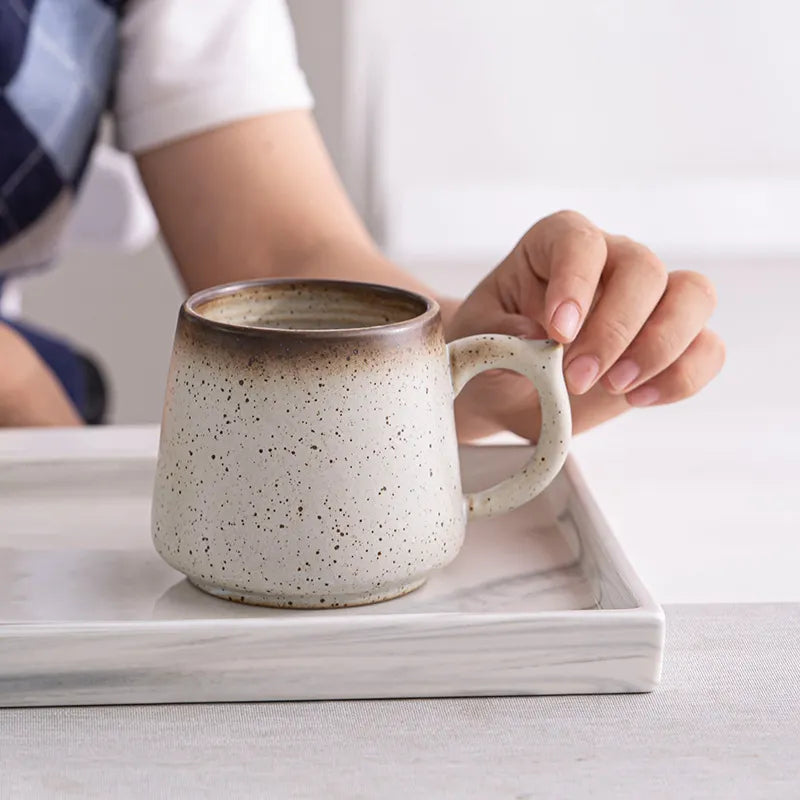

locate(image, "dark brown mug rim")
[[182, 278, 440, 338]]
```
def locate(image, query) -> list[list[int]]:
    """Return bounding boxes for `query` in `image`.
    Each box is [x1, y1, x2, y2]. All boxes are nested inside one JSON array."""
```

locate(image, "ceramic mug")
[[152, 279, 571, 608]]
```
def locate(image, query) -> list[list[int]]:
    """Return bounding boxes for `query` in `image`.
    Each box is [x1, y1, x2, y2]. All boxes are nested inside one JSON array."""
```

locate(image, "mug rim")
[[182, 278, 440, 338]]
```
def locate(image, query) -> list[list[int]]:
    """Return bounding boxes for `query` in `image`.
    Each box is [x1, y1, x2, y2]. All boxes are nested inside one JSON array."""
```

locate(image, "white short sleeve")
[[114, 0, 313, 153]]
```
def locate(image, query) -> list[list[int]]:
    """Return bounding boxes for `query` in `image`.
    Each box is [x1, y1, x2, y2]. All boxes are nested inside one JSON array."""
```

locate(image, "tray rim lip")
[[1, 606, 660, 636], [0, 425, 664, 634], [0, 424, 160, 464], [559, 455, 663, 619]]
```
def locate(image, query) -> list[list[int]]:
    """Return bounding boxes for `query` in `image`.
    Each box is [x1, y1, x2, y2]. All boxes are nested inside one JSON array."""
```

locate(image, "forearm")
[[136, 111, 459, 331]]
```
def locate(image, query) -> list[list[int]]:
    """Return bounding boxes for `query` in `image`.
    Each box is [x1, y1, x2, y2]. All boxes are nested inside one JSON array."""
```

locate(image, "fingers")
[[604, 270, 717, 395], [514, 210, 607, 341], [626, 328, 725, 407], [455, 210, 725, 440], [563, 236, 668, 394]]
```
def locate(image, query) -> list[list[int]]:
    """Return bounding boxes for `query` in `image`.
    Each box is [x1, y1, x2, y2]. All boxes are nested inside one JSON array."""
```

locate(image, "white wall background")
[[351, 0, 800, 261], [16, 0, 800, 423], [370, 0, 800, 184]]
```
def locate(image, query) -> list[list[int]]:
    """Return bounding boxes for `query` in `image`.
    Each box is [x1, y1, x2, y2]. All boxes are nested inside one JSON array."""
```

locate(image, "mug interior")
[[188, 280, 432, 332]]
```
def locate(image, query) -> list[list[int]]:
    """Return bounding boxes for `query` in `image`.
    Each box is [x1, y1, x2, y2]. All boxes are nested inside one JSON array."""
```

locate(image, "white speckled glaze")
[[152, 280, 571, 608]]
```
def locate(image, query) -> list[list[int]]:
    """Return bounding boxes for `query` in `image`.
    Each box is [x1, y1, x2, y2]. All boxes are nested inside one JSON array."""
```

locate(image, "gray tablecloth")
[[1, 604, 798, 799]]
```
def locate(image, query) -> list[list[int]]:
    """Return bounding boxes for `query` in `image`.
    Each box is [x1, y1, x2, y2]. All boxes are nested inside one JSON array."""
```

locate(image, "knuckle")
[[645, 321, 681, 357], [671, 270, 718, 308], [547, 210, 602, 241], [608, 233, 640, 252], [549, 209, 588, 227], [631, 245, 667, 279], [610, 237, 668, 284], [597, 314, 634, 351], [641, 252, 668, 284], [571, 223, 604, 248], [566, 270, 597, 297], [670, 360, 699, 399]]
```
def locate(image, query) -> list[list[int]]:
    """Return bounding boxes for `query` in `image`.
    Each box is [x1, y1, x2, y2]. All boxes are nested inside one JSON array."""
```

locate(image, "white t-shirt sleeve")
[[113, 0, 313, 154]]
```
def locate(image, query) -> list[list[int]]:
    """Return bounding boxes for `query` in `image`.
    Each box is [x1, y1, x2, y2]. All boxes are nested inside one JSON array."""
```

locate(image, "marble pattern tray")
[[0, 428, 664, 706]]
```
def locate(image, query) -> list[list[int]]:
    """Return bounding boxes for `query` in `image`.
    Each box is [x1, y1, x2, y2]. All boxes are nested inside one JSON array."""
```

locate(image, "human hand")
[[447, 210, 725, 441], [0, 322, 81, 427]]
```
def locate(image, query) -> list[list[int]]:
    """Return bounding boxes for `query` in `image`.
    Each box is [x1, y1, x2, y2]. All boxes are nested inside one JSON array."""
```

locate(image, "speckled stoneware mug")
[[152, 279, 571, 608]]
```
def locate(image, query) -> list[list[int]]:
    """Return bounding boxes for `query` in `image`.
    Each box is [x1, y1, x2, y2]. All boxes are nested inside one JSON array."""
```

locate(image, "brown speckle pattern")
[[152, 280, 466, 608]]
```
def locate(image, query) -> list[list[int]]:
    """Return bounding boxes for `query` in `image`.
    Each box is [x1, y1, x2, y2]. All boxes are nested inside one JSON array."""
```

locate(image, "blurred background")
[[8, 0, 798, 600]]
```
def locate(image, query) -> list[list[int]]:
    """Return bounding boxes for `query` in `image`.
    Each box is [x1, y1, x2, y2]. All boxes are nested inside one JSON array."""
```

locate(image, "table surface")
[[0, 603, 797, 799]]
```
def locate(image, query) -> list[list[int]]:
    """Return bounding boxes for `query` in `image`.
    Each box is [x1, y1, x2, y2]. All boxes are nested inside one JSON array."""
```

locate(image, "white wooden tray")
[[0, 427, 663, 706]]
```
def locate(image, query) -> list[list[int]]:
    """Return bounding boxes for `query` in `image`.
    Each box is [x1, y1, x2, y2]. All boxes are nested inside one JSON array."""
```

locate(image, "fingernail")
[[627, 385, 660, 407], [565, 355, 600, 394], [551, 301, 581, 341], [606, 358, 640, 393]]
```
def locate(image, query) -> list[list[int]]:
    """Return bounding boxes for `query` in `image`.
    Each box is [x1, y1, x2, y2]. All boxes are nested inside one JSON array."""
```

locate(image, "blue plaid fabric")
[[0, 0, 120, 269]]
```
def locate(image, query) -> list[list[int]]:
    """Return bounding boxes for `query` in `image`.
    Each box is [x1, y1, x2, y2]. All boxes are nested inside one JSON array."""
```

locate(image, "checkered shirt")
[[0, 0, 120, 276]]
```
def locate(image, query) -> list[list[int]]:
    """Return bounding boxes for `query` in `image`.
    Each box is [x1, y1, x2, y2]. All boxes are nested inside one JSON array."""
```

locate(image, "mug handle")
[[448, 335, 572, 519]]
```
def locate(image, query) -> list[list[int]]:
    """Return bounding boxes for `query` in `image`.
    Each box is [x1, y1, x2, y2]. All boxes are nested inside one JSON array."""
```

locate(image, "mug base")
[[188, 575, 428, 609]]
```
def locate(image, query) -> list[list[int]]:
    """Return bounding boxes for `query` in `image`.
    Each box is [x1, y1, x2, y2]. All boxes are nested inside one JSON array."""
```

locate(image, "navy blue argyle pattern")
[[0, 0, 121, 248]]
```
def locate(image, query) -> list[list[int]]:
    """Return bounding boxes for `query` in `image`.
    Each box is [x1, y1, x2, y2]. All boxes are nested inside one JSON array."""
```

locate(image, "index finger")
[[522, 210, 607, 343]]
